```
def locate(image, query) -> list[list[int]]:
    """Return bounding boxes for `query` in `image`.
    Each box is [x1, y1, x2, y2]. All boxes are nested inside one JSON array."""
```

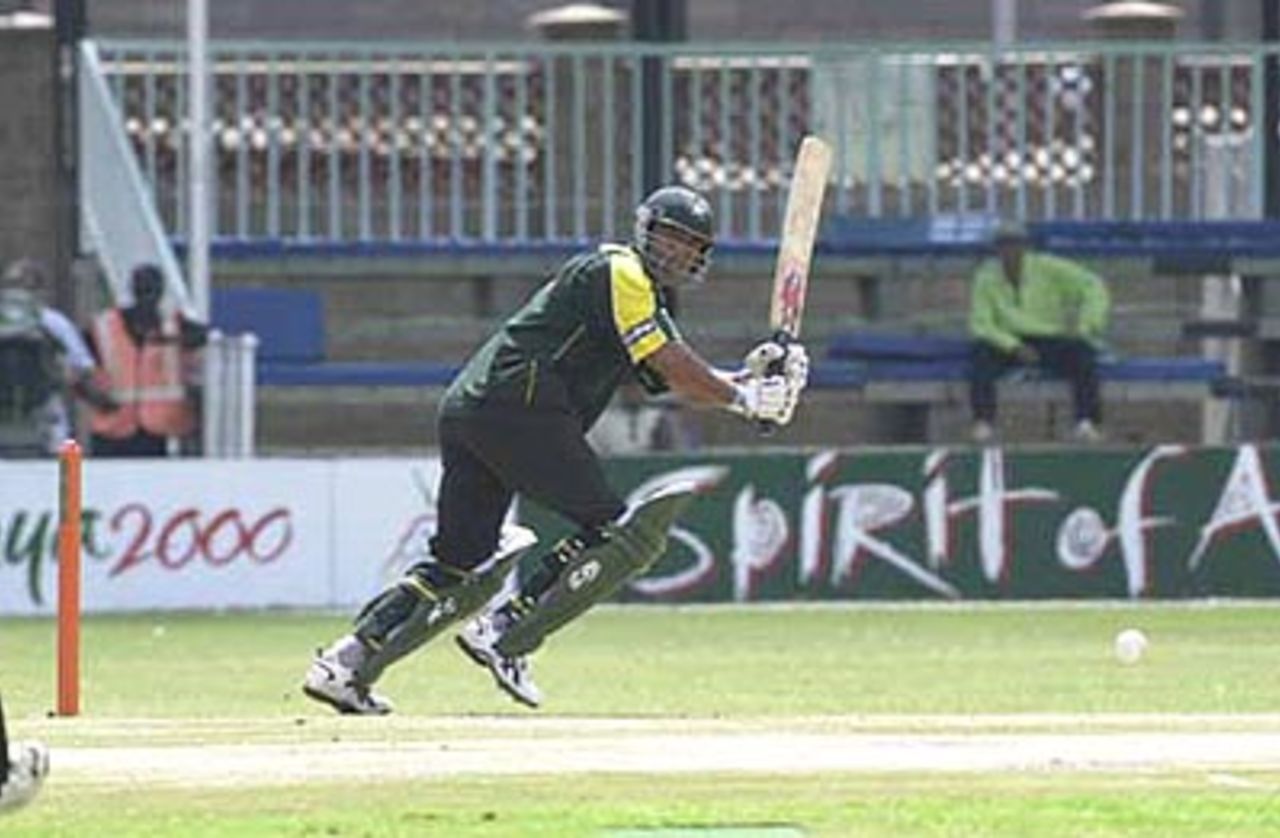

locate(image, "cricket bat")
[[759, 135, 832, 432], [769, 135, 832, 345]]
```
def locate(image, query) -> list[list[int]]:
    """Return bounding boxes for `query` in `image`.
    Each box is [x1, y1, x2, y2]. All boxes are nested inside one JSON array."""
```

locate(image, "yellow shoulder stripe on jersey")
[[608, 248, 668, 363]]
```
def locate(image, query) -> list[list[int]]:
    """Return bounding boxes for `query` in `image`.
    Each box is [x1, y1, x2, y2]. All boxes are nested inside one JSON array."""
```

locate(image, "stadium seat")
[[207, 290, 1228, 400], [821, 331, 1229, 401], [211, 287, 326, 364], [211, 288, 459, 387]]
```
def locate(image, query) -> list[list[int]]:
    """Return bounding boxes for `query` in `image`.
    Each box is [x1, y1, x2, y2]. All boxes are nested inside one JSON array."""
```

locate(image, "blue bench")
[[207, 286, 879, 392], [210, 288, 1229, 401], [211, 287, 458, 387], [819, 332, 1229, 402], [819, 218, 1280, 262]]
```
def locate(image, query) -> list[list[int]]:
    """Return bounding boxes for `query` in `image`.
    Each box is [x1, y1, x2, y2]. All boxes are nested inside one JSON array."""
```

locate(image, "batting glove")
[[782, 343, 810, 393], [742, 340, 788, 377], [742, 340, 810, 387], [728, 375, 795, 425]]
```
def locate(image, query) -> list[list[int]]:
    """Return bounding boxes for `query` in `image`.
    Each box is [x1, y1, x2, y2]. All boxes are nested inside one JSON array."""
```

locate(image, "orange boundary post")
[[57, 438, 82, 717]]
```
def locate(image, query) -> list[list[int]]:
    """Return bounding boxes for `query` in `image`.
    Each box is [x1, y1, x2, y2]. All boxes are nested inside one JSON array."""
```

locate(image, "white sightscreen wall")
[[0, 458, 447, 615]]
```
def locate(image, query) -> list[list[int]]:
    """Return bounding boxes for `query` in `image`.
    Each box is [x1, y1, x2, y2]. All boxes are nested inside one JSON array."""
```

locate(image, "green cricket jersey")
[[443, 244, 681, 428], [969, 251, 1110, 352]]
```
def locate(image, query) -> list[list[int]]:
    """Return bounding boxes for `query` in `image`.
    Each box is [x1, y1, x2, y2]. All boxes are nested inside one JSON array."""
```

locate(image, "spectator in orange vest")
[[86, 264, 208, 457]]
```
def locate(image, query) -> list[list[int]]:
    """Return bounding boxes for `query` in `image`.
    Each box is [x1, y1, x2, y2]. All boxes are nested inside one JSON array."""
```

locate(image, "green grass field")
[[2, 603, 1280, 836]]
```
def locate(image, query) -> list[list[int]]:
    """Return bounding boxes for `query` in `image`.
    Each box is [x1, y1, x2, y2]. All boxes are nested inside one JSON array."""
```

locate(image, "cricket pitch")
[[40, 714, 1280, 789]]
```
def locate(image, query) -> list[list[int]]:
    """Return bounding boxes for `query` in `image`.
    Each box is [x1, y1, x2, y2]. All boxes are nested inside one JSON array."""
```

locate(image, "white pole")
[[993, 0, 1017, 46], [188, 0, 210, 320]]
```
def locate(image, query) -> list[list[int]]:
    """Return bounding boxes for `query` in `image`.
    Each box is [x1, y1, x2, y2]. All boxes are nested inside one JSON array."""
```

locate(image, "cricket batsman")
[[302, 185, 810, 714]]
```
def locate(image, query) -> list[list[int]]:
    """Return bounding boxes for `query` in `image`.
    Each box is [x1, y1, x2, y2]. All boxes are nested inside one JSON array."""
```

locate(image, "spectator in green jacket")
[[968, 222, 1110, 443]]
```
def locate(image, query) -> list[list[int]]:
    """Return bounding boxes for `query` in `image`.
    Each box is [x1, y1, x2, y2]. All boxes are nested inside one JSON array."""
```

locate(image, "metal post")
[[187, 0, 210, 320], [53, 0, 85, 316], [202, 329, 223, 457], [1260, 0, 1280, 438], [529, 4, 626, 238], [634, 0, 685, 193], [992, 0, 1017, 47], [1203, 0, 1225, 41], [1265, 0, 1280, 219]]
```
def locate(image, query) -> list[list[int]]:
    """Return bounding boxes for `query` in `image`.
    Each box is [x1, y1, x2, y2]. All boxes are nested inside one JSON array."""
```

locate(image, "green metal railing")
[[95, 39, 1274, 245]]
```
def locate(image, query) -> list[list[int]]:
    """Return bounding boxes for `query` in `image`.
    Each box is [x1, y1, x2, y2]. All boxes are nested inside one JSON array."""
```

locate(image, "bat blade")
[[769, 135, 832, 341]]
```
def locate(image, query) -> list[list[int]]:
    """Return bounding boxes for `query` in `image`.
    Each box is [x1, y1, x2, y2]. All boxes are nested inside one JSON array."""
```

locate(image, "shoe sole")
[[454, 635, 540, 709], [301, 682, 357, 714], [301, 659, 392, 716], [300, 682, 392, 716]]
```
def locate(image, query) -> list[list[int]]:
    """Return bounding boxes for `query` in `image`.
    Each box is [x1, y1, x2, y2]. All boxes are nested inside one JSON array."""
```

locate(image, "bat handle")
[[756, 330, 794, 436], [764, 329, 793, 374]]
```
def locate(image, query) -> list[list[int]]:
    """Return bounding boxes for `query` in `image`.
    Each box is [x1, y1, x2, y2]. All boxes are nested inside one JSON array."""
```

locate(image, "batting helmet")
[[632, 186, 714, 287]]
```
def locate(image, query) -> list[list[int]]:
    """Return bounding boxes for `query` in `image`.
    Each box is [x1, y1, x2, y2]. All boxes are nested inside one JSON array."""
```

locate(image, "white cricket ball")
[[1113, 628, 1148, 665]]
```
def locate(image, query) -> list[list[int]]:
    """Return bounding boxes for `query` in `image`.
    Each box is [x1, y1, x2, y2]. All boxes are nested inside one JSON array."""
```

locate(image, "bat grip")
[[756, 330, 793, 436]]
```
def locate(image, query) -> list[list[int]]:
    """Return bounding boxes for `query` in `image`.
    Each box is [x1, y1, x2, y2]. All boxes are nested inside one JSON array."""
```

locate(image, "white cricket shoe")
[[301, 646, 394, 716], [0, 740, 49, 813], [1073, 419, 1104, 443], [456, 615, 542, 709]]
